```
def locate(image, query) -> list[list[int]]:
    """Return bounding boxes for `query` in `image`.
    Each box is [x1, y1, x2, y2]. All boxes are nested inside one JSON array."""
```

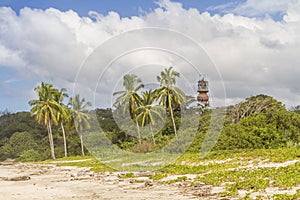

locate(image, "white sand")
[[0, 161, 200, 200], [2, 159, 298, 199]]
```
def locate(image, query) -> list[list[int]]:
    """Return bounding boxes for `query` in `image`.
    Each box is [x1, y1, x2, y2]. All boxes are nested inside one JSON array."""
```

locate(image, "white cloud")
[[0, 44, 26, 68], [233, 0, 296, 17], [1, 0, 300, 110], [283, 0, 300, 22], [210, 0, 299, 18]]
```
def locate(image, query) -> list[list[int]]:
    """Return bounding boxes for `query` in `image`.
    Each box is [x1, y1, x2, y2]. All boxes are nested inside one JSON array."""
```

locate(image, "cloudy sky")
[[0, 0, 300, 112]]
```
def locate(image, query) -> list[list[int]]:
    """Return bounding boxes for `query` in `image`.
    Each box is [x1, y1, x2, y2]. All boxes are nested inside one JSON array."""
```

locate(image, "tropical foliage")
[[136, 90, 164, 145], [68, 94, 92, 156], [54, 88, 70, 157], [1, 67, 300, 162], [113, 74, 144, 143], [29, 82, 64, 159], [155, 67, 186, 139]]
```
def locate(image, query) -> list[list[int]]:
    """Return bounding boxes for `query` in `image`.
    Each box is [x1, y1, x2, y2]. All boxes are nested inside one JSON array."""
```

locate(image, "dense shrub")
[[1, 95, 300, 161], [17, 149, 41, 162], [0, 131, 39, 159]]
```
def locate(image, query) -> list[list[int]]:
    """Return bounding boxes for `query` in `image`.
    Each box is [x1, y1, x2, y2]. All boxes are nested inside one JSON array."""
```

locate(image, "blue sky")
[[0, 0, 300, 112], [0, 0, 242, 17], [0, 0, 241, 112]]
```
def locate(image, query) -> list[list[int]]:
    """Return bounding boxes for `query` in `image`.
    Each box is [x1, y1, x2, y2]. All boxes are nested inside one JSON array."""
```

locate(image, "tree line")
[[27, 66, 189, 159], [112, 66, 187, 146], [29, 82, 92, 159], [1, 67, 300, 161]]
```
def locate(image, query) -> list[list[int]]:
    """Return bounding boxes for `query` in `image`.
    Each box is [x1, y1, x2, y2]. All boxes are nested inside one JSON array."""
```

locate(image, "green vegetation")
[[272, 190, 300, 200], [40, 156, 114, 172], [163, 176, 188, 184], [68, 94, 92, 156], [179, 148, 300, 163], [0, 110, 84, 161], [17, 149, 41, 162], [149, 173, 168, 180], [113, 74, 144, 144], [189, 95, 300, 153], [0, 67, 300, 200], [155, 67, 186, 139], [29, 82, 66, 159], [55, 88, 70, 157], [33, 147, 300, 198], [146, 148, 300, 199], [0, 131, 46, 161], [136, 90, 165, 145], [119, 172, 136, 178], [1, 67, 299, 199], [196, 162, 299, 191], [28, 82, 92, 160], [1, 88, 300, 162]]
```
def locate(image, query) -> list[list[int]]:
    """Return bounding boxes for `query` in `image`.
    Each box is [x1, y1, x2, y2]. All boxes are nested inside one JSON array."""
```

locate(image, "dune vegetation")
[[1, 67, 300, 199]]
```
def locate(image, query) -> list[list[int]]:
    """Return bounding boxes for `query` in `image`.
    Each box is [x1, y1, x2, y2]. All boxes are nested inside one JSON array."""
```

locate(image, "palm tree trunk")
[[79, 132, 85, 156], [47, 120, 56, 160], [167, 92, 178, 140], [136, 121, 141, 144], [149, 123, 156, 145], [61, 122, 67, 157], [169, 105, 178, 140]]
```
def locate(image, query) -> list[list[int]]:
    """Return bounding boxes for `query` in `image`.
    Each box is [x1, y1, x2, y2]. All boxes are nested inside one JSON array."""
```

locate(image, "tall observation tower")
[[197, 76, 209, 108]]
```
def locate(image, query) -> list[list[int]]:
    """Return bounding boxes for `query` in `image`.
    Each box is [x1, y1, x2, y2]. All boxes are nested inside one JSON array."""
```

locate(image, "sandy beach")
[[1, 159, 299, 199], [0, 160, 217, 200]]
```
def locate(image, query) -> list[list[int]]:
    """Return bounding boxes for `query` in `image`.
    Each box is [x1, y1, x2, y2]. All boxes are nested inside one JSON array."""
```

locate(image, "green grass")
[[162, 176, 188, 184], [91, 150, 182, 171], [35, 148, 300, 199], [149, 173, 168, 180], [194, 162, 300, 196], [37, 155, 94, 163], [38, 156, 114, 172], [157, 148, 300, 198], [160, 161, 244, 175], [119, 172, 136, 178], [38, 148, 300, 173], [179, 148, 300, 163], [272, 189, 300, 200]]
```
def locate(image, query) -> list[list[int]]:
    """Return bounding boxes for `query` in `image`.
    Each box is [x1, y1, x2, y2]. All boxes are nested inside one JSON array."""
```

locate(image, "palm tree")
[[54, 88, 69, 157], [155, 67, 186, 139], [69, 94, 91, 157], [29, 82, 62, 160], [136, 90, 164, 145], [113, 74, 144, 144]]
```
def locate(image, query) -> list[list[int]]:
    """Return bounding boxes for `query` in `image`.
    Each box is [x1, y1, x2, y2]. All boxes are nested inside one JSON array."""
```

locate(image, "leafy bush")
[[17, 149, 41, 162], [189, 95, 300, 152], [131, 140, 156, 153], [119, 172, 135, 178], [0, 131, 39, 158]]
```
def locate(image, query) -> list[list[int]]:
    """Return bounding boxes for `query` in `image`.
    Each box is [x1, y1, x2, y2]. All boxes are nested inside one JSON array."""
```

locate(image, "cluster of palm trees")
[[29, 82, 91, 159], [28, 67, 187, 158], [113, 67, 186, 145]]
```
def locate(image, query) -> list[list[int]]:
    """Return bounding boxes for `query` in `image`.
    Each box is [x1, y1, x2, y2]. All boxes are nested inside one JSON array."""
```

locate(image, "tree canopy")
[[1, 75, 300, 161]]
